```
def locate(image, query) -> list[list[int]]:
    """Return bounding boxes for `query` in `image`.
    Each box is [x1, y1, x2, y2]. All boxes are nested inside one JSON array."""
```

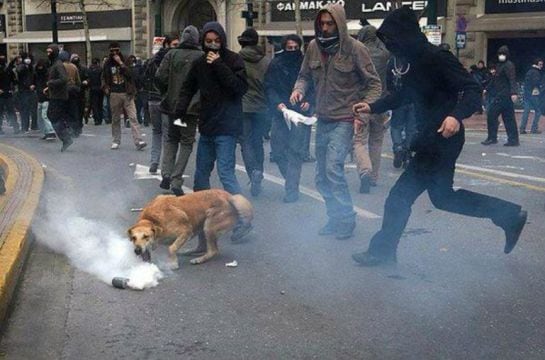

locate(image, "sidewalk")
[[0, 143, 44, 328]]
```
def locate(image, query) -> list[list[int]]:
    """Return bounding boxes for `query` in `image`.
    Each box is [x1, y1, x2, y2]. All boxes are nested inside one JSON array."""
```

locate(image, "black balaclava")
[[281, 34, 303, 64]]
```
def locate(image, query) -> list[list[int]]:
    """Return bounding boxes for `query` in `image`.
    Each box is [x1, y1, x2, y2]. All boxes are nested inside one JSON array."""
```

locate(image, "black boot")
[[359, 174, 371, 194], [352, 251, 397, 267], [160, 176, 171, 190]]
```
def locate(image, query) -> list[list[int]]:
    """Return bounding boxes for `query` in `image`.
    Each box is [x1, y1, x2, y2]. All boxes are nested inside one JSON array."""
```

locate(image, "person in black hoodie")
[[16, 52, 36, 132], [265, 34, 311, 203], [0, 54, 17, 135], [174, 21, 248, 195], [481, 45, 520, 146], [351, 7, 527, 266], [34, 58, 56, 139], [87, 58, 103, 125]]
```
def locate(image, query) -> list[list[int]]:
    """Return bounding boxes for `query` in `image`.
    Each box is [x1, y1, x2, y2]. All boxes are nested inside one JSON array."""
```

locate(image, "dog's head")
[[127, 220, 163, 256]]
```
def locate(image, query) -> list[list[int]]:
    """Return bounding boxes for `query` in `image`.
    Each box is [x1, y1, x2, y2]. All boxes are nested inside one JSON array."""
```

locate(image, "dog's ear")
[[152, 225, 163, 237], [127, 226, 134, 238]]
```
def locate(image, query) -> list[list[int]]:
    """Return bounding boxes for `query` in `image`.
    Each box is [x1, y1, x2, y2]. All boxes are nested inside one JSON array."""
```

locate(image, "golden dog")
[[128, 189, 253, 269]]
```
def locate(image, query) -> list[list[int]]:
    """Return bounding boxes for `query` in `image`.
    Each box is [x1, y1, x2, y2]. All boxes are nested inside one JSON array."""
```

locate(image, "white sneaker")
[[111, 143, 120, 150]]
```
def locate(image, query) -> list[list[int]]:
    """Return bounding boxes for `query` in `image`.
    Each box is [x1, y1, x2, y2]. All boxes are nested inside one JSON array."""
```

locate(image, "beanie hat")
[[238, 28, 259, 46]]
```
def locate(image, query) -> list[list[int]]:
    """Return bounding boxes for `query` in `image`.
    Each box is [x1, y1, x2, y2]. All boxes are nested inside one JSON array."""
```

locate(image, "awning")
[[467, 13, 545, 32], [2, 27, 132, 44], [258, 18, 439, 37]]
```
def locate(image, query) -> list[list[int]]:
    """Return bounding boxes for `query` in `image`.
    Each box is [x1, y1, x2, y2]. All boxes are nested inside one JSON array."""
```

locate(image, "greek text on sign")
[[275, 1, 345, 11]]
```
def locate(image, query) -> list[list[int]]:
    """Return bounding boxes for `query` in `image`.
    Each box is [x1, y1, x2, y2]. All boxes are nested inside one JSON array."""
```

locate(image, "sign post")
[[241, 2, 258, 28], [455, 32, 467, 58]]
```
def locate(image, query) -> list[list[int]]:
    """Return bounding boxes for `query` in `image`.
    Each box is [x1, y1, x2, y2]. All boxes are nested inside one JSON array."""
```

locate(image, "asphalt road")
[[0, 123, 544, 359]]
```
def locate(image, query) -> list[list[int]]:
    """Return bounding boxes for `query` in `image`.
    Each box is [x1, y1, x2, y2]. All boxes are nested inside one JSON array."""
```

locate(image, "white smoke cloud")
[[34, 194, 164, 290]]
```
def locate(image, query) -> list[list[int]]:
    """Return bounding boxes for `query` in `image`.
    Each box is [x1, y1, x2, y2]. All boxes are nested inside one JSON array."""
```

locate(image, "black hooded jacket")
[[370, 7, 481, 146], [175, 22, 248, 136], [487, 46, 518, 99]]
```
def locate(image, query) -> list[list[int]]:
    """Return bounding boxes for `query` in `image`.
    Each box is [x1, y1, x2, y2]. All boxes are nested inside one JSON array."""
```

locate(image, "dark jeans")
[[136, 91, 149, 125], [315, 120, 355, 223], [271, 114, 307, 196], [67, 89, 81, 134], [486, 96, 519, 143], [149, 100, 167, 166], [367, 129, 522, 258], [520, 95, 542, 132], [47, 99, 73, 143], [90, 89, 104, 125], [162, 114, 198, 189], [194, 134, 241, 195], [390, 103, 417, 152], [103, 95, 111, 124], [241, 112, 269, 179], [19, 91, 37, 131], [0, 97, 17, 131]]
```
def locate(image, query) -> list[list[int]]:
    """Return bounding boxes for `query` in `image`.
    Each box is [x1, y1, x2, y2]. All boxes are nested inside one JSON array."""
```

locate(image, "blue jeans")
[[38, 101, 55, 135], [315, 120, 355, 223], [194, 134, 241, 194], [149, 100, 168, 166], [520, 95, 542, 132]]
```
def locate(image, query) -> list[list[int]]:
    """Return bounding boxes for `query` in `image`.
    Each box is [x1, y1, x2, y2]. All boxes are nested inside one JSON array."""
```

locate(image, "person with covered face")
[[174, 21, 248, 195], [265, 34, 312, 203], [88, 58, 104, 125], [102, 42, 147, 151], [238, 28, 271, 197], [0, 54, 17, 135], [33, 58, 56, 140], [351, 7, 527, 266], [481, 45, 520, 146], [156, 26, 203, 196], [15, 52, 37, 133], [519, 58, 544, 134], [45, 44, 74, 151], [290, 4, 382, 239]]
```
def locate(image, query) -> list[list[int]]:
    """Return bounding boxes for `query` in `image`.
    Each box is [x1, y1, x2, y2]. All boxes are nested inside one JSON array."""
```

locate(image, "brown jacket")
[[63, 62, 81, 87], [293, 3, 382, 120]]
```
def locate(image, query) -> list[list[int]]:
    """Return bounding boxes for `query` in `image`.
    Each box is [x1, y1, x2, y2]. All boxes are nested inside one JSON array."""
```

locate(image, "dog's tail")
[[228, 194, 254, 225]]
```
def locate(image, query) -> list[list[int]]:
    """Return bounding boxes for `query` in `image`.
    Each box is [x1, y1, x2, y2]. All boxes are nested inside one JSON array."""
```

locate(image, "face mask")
[[72, 59, 80, 65], [283, 50, 302, 62], [204, 43, 221, 53], [24, 58, 31, 65], [498, 54, 507, 62], [317, 34, 339, 54]]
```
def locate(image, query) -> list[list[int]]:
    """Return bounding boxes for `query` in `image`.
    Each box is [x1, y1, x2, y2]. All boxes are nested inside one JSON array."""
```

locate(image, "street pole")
[[51, 0, 58, 44], [427, 0, 437, 25]]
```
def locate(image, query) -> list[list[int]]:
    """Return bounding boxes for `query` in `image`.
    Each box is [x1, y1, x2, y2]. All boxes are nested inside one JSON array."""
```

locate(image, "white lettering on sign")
[[276, 1, 345, 11], [60, 14, 84, 24], [362, 1, 428, 13]]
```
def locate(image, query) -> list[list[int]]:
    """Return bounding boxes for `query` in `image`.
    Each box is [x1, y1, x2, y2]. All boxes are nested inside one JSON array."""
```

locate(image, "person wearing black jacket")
[[88, 58, 103, 125], [265, 34, 311, 203], [0, 54, 17, 135], [70, 54, 89, 128], [34, 58, 56, 139], [351, 7, 527, 266], [519, 58, 543, 134], [16, 53, 37, 132], [175, 21, 248, 195], [482, 45, 520, 146]]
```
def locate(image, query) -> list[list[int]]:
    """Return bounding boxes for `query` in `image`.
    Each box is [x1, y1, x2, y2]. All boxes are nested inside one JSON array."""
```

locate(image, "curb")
[[0, 143, 44, 327]]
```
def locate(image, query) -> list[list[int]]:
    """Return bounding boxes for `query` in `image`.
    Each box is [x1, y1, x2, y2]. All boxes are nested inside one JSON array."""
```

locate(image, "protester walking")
[[354, 21, 390, 193], [351, 7, 527, 266], [45, 44, 74, 151], [15, 53, 36, 133], [88, 58, 104, 125], [145, 33, 180, 175], [238, 28, 271, 197], [102, 42, 147, 151], [481, 45, 520, 146], [0, 54, 18, 135], [34, 58, 56, 140], [174, 21, 247, 195], [519, 58, 543, 134], [156, 26, 203, 196], [290, 4, 382, 239], [265, 34, 312, 203]]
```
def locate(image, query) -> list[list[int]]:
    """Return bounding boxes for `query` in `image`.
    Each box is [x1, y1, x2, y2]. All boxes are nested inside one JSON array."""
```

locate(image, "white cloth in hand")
[[281, 108, 317, 130]]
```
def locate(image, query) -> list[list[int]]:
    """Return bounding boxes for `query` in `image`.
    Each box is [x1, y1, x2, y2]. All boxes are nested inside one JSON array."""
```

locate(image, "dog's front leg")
[[168, 230, 193, 270]]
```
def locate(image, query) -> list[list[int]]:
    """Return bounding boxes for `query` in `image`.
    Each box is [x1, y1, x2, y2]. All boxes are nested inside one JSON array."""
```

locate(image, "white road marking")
[[235, 164, 381, 219], [456, 163, 545, 184], [133, 164, 189, 181]]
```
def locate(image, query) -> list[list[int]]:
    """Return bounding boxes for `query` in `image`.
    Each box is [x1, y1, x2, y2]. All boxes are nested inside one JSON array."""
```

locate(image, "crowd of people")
[[0, 4, 531, 266]]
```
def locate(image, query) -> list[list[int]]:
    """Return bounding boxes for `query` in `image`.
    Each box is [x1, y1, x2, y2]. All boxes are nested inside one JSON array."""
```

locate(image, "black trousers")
[[270, 114, 307, 196], [48, 99, 73, 143], [486, 96, 519, 143], [0, 97, 17, 131], [19, 91, 37, 131], [368, 128, 521, 257], [90, 89, 104, 125]]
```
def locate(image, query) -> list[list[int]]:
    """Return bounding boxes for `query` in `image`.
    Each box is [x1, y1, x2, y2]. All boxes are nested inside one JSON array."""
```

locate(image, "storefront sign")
[[270, 0, 447, 21], [60, 14, 84, 25], [485, 0, 545, 14], [26, 10, 131, 31], [422, 24, 442, 46]]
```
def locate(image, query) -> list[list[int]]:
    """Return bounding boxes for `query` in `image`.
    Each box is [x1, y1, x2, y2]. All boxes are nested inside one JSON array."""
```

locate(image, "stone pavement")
[[0, 143, 43, 328]]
